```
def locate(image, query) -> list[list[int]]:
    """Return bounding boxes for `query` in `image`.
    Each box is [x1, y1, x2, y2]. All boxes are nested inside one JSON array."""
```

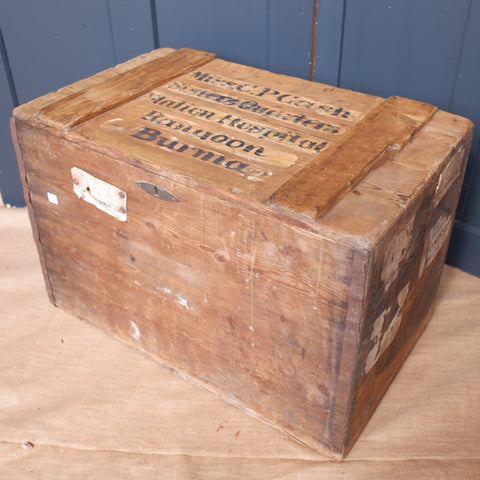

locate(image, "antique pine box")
[[11, 48, 473, 458]]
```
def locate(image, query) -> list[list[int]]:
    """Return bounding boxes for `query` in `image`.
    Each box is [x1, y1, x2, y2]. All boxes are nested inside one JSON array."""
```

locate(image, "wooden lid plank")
[[269, 96, 437, 221], [37, 48, 216, 130]]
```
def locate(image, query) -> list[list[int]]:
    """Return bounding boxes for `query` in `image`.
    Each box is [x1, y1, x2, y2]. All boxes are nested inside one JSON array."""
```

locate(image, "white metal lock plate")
[[71, 167, 127, 221]]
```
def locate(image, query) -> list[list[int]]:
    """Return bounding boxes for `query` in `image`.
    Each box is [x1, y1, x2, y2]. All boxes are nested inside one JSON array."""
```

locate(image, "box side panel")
[[10, 118, 55, 303], [343, 114, 473, 454], [16, 121, 362, 457]]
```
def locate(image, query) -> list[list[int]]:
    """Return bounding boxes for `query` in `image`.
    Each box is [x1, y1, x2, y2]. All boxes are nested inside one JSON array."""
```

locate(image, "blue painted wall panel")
[[0, 0, 116, 103], [0, 40, 22, 206], [154, 0, 268, 68], [267, 0, 313, 79], [456, 145, 480, 224], [447, 218, 480, 278], [313, 0, 345, 86], [443, 1, 480, 273], [339, 0, 470, 110], [450, 0, 480, 148], [460, 143, 480, 228], [108, 0, 155, 63], [448, 0, 480, 226]]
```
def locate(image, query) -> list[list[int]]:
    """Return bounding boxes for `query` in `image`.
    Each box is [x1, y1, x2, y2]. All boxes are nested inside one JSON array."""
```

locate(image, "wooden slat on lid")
[[37, 48, 216, 130], [269, 96, 437, 221]]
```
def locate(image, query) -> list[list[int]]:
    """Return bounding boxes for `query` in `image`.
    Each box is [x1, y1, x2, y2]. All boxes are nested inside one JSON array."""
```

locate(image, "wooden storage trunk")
[[11, 48, 473, 458]]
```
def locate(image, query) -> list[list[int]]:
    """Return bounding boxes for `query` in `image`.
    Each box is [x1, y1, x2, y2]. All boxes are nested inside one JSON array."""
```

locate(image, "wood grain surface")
[[270, 96, 437, 220], [38, 48, 216, 129]]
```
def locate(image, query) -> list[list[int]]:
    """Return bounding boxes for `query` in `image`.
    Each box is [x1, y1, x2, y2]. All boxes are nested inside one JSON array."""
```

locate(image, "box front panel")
[[17, 122, 364, 455]]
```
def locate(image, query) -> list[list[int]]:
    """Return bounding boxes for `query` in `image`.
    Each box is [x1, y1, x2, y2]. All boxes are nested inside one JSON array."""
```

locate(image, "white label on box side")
[[71, 167, 127, 221]]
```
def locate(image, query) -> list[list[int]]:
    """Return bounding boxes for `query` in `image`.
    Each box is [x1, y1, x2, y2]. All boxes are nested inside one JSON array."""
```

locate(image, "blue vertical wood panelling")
[[448, 0, 480, 227], [266, 0, 313, 80], [449, 1, 480, 145], [439, 0, 480, 277], [154, 0, 268, 68], [458, 143, 480, 227], [313, 0, 345, 86], [339, 0, 471, 110], [154, 0, 314, 78], [107, 0, 155, 64], [447, 144, 480, 277], [0, 0, 116, 103], [0, 37, 21, 206]]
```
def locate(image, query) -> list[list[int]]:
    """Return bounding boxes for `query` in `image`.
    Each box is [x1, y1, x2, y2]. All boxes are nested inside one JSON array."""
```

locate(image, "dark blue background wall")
[[1, 0, 479, 277]]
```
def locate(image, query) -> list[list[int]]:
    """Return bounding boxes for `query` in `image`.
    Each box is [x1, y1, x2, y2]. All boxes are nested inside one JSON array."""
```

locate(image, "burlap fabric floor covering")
[[1, 207, 479, 479]]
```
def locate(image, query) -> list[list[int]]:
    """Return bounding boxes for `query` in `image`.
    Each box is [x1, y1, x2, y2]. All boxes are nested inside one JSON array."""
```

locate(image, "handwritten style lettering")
[[187, 70, 360, 121], [161, 83, 343, 134], [141, 110, 266, 157], [142, 108, 328, 155], [130, 127, 269, 179]]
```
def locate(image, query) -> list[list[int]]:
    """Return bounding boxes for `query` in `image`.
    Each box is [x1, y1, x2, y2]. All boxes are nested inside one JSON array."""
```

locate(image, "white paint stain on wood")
[[200, 194, 208, 303], [312, 247, 324, 311], [47, 192, 58, 205], [249, 215, 256, 336], [381, 217, 414, 292], [214, 198, 219, 251], [176, 293, 190, 311], [129, 320, 141, 340], [364, 308, 390, 373], [365, 283, 410, 374], [419, 214, 453, 277], [158, 285, 192, 311]]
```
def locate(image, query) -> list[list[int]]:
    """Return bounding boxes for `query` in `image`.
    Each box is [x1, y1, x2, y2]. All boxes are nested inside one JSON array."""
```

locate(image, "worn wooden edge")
[[36, 48, 216, 130], [269, 96, 438, 221], [12, 48, 215, 131], [35, 48, 215, 130], [12, 48, 176, 122], [218, 390, 345, 460], [9, 117, 56, 305], [330, 249, 373, 457]]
